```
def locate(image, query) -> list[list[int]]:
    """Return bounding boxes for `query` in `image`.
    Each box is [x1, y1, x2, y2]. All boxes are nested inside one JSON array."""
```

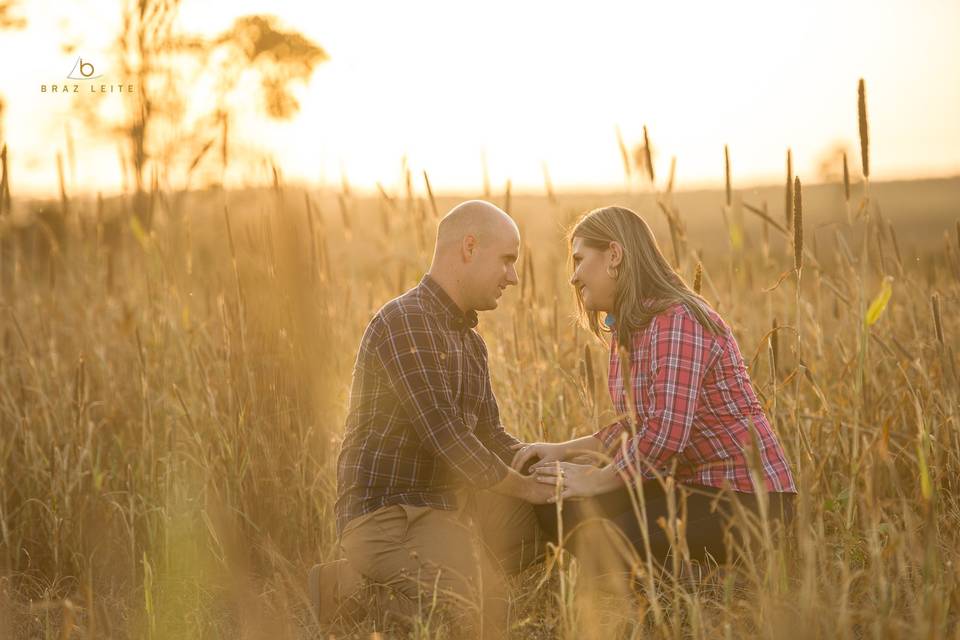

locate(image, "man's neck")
[[426, 268, 471, 315]]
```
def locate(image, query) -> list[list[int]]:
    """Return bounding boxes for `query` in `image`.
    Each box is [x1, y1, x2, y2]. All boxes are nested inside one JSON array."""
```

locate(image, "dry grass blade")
[[616, 126, 632, 182], [423, 170, 439, 219], [932, 293, 944, 345], [724, 144, 732, 208], [743, 201, 788, 235], [542, 161, 557, 204], [842, 152, 850, 203]]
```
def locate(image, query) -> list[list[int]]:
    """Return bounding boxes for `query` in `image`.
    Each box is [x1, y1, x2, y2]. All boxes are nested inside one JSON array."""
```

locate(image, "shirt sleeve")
[[470, 338, 523, 463], [592, 419, 627, 452], [611, 309, 715, 478], [373, 312, 508, 488]]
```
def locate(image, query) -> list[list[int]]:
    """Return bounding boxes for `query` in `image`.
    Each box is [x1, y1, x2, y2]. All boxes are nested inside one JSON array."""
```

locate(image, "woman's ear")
[[608, 241, 624, 268]]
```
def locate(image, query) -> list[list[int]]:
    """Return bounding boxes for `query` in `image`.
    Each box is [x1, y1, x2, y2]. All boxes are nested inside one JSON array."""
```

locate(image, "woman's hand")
[[531, 462, 622, 502], [510, 442, 569, 473]]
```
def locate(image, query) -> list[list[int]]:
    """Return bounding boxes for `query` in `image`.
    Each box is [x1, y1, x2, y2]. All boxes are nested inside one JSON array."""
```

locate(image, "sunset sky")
[[2, 0, 959, 197]]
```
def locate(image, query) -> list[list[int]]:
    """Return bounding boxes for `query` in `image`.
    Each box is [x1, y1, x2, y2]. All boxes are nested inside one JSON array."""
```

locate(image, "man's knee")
[[471, 490, 545, 574], [340, 504, 481, 605]]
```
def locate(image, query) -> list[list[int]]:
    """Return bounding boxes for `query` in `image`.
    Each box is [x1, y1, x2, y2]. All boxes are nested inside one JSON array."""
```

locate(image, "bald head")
[[434, 200, 519, 253], [427, 200, 521, 313]]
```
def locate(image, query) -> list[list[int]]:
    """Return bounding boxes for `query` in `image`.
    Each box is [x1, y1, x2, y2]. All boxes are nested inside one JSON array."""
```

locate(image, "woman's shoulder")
[[647, 298, 719, 323], [646, 299, 731, 345]]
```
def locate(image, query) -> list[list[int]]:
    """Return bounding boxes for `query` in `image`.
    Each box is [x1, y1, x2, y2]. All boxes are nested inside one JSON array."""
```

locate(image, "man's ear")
[[609, 241, 624, 268], [461, 234, 477, 262]]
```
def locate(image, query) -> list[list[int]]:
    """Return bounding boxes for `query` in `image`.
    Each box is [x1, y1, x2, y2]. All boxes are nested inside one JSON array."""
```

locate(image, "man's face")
[[466, 222, 520, 311]]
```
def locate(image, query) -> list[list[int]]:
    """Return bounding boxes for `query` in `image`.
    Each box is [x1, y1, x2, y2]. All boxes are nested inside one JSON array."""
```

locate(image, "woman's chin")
[[582, 299, 611, 313], [580, 290, 608, 313]]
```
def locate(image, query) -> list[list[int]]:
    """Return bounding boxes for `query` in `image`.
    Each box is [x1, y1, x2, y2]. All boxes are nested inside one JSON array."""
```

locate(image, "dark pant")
[[535, 480, 795, 568]]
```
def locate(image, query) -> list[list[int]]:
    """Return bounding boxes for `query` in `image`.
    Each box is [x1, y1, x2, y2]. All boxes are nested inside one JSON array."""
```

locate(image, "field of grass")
[[0, 167, 958, 638]]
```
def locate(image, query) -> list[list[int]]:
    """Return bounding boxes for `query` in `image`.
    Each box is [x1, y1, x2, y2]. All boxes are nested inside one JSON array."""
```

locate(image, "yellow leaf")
[[917, 440, 932, 503], [865, 276, 893, 326], [130, 216, 150, 251], [730, 224, 743, 252]]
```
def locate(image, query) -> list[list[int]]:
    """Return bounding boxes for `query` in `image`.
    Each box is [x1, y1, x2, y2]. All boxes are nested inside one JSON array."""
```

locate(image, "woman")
[[511, 206, 796, 572]]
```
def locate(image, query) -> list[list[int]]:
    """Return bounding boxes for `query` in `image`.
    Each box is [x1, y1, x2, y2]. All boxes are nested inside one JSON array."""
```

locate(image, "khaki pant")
[[332, 490, 544, 637]]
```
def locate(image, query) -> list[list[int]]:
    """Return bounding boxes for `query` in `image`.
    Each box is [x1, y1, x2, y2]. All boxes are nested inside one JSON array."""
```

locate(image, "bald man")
[[311, 201, 551, 637]]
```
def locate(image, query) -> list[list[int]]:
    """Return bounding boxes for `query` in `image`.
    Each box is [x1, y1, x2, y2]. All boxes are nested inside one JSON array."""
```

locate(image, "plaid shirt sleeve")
[[611, 309, 716, 478], [592, 418, 627, 452], [373, 312, 509, 488], [473, 341, 523, 463]]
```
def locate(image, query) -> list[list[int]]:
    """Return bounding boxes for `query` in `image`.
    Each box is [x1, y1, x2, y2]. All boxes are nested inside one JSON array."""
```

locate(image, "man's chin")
[[475, 298, 499, 311]]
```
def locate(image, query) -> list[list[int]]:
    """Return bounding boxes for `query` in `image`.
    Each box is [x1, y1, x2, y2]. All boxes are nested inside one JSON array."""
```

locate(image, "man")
[[310, 200, 552, 637]]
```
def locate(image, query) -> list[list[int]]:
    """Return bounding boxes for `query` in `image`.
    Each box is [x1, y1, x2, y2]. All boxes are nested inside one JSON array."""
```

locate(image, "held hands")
[[520, 473, 559, 504], [509, 441, 622, 502], [529, 461, 603, 502], [510, 442, 568, 473]]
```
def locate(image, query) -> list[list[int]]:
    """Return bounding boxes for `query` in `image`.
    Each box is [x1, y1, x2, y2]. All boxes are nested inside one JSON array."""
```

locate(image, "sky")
[[2, 0, 959, 197]]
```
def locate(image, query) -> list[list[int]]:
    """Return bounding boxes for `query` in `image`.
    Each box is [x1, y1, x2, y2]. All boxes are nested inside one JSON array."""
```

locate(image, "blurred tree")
[[816, 141, 852, 184], [0, 0, 25, 29], [76, 1, 328, 230], [0, 1, 25, 217]]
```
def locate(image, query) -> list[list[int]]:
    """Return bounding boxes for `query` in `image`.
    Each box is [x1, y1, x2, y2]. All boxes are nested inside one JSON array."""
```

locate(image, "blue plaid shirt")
[[334, 275, 520, 536]]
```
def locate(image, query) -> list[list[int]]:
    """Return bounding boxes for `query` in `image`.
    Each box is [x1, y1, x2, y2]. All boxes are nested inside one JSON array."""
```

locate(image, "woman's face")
[[569, 236, 622, 312]]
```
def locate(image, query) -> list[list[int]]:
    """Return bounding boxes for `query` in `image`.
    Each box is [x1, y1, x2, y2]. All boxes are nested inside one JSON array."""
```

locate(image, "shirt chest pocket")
[[441, 335, 484, 425]]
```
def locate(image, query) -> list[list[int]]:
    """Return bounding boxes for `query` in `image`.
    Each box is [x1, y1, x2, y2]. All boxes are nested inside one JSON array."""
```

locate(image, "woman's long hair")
[[569, 206, 722, 350]]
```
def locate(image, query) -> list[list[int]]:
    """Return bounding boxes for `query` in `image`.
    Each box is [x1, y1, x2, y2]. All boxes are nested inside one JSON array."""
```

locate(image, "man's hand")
[[510, 442, 568, 473], [517, 474, 558, 504], [490, 466, 559, 504]]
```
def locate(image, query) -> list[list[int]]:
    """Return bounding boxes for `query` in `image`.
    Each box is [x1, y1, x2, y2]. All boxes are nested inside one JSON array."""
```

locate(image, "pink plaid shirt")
[[592, 302, 796, 494]]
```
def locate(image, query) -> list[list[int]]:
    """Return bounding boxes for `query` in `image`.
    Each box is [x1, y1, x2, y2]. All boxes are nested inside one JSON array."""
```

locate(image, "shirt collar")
[[419, 274, 479, 331]]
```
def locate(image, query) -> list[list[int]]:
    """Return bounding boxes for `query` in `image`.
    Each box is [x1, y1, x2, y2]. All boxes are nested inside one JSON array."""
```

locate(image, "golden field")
[[0, 166, 958, 638]]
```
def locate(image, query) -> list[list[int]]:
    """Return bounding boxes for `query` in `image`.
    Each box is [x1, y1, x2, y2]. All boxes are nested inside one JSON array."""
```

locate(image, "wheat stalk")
[[785, 148, 794, 231], [858, 78, 870, 180], [423, 170, 439, 218], [542, 161, 557, 204], [643, 125, 655, 183], [793, 176, 803, 274], [616, 126, 632, 185]]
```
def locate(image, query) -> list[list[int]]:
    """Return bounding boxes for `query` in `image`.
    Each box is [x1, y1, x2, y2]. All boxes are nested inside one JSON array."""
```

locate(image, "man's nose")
[[506, 265, 519, 285]]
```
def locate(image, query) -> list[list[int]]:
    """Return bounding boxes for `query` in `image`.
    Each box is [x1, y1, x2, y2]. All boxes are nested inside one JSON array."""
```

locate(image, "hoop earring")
[[606, 265, 619, 279]]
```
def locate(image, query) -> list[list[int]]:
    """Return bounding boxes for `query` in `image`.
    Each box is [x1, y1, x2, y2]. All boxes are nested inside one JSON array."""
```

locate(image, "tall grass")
[[0, 82, 958, 639]]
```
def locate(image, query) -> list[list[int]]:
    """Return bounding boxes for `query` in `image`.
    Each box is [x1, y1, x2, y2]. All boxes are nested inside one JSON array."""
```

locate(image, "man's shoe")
[[308, 561, 341, 625]]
